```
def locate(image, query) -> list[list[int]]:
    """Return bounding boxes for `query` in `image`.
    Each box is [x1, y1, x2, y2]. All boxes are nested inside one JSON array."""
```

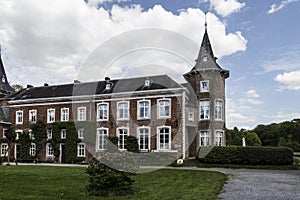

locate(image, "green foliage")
[[254, 119, 300, 151], [245, 131, 262, 146], [86, 158, 135, 197], [226, 127, 261, 146], [51, 122, 80, 163], [125, 136, 139, 153], [30, 120, 47, 159], [18, 132, 33, 161], [11, 84, 24, 92], [198, 146, 294, 165], [108, 136, 118, 146]]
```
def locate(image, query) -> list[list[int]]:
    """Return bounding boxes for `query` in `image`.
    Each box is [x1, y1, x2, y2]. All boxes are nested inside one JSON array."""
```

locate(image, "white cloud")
[[239, 98, 263, 105], [87, 0, 130, 7], [209, 0, 246, 17], [0, 0, 247, 86], [271, 112, 300, 123], [267, 0, 298, 14], [245, 89, 259, 98], [275, 70, 300, 90]]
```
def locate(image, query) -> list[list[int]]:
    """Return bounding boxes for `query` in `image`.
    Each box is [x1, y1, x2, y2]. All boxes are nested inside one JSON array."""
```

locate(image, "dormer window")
[[203, 56, 207, 62], [105, 76, 111, 90], [145, 79, 151, 87]]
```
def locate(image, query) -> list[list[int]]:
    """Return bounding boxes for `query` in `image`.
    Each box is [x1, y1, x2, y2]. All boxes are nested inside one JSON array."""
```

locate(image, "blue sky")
[[0, 0, 299, 129]]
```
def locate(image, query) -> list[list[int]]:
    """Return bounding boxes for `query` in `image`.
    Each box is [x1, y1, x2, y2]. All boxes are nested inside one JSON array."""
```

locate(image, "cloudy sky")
[[0, 0, 299, 129]]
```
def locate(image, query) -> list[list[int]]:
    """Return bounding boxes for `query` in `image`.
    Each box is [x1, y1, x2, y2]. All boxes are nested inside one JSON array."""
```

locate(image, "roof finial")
[[204, 12, 208, 32]]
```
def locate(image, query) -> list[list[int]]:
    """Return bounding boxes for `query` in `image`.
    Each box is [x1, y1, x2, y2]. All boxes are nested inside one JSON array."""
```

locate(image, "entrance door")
[[60, 144, 66, 163]]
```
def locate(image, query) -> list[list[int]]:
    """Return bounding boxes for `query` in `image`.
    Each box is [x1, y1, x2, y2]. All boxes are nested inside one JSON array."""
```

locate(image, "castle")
[[0, 25, 229, 163]]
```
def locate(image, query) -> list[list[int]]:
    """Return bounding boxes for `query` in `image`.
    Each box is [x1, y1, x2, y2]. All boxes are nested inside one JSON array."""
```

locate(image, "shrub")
[[86, 158, 135, 197], [125, 136, 139, 153], [198, 146, 294, 165]]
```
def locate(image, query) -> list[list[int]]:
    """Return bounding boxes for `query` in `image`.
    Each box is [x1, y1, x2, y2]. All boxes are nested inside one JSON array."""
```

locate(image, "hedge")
[[197, 146, 294, 165]]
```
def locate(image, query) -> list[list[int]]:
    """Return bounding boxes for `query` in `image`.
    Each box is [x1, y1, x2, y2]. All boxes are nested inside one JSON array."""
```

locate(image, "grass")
[[0, 166, 226, 200]]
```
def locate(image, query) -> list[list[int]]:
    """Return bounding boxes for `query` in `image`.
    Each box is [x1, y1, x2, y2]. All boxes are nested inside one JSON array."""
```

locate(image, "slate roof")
[[8, 75, 183, 101], [0, 107, 11, 124], [0, 52, 15, 94], [184, 28, 229, 78]]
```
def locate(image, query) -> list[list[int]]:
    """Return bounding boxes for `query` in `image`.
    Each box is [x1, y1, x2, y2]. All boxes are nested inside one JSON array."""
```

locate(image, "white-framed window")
[[200, 131, 210, 146], [15, 130, 23, 140], [215, 131, 223, 146], [97, 128, 108, 151], [117, 127, 129, 150], [117, 101, 129, 120], [2, 129, 7, 138], [78, 128, 84, 139], [199, 100, 210, 120], [46, 143, 54, 157], [77, 143, 85, 157], [158, 99, 171, 118], [157, 126, 171, 151], [1, 143, 8, 156], [61, 129, 66, 139], [97, 103, 109, 121], [215, 100, 223, 120], [28, 130, 35, 140], [137, 100, 151, 119], [47, 108, 55, 123], [77, 107, 86, 121], [138, 127, 150, 151], [200, 80, 209, 92], [29, 109, 37, 123], [47, 129, 52, 140], [61, 108, 69, 121], [188, 112, 194, 122], [30, 143, 36, 156], [16, 110, 23, 125]]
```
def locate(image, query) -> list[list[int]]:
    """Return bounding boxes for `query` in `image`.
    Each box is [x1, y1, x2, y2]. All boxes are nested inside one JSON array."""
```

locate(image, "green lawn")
[[0, 166, 226, 200]]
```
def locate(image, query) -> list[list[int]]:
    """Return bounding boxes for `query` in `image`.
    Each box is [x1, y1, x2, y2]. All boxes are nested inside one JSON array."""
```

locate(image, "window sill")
[[153, 150, 178, 153]]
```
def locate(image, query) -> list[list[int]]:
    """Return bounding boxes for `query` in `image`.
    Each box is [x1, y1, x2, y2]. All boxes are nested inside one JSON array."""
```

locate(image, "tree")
[[245, 131, 261, 146], [11, 84, 24, 92]]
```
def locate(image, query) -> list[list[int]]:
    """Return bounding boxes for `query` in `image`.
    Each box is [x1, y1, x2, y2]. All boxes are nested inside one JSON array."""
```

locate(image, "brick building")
[[0, 25, 229, 162]]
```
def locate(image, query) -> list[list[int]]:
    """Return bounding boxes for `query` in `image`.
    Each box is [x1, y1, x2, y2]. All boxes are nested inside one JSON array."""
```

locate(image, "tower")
[[0, 46, 15, 96], [183, 18, 229, 148]]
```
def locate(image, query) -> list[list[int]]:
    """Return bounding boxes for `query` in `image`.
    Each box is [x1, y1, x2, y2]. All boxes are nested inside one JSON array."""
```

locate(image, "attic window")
[[203, 56, 207, 62], [145, 79, 151, 87], [106, 83, 111, 90]]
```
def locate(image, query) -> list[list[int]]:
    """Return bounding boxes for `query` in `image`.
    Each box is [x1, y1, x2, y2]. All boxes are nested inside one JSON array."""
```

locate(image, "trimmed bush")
[[198, 146, 293, 165], [86, 158, 135, 197]]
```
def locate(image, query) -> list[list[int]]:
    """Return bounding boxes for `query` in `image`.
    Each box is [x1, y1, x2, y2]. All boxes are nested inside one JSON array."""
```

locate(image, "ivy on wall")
[[18, 131, 32, 161], [30, 120, 47, 159]]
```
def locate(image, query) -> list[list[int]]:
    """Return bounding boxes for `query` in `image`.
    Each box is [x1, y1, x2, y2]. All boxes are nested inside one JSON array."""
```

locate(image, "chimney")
[[27, 84, 33, 88], [44, 83, 49, 87]]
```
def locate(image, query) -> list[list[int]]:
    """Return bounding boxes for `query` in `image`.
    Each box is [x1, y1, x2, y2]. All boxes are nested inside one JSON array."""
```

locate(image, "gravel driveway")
[[215, 169, 300, 200]]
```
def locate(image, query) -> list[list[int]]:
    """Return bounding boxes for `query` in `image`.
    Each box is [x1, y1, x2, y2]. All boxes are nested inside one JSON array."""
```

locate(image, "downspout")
[[181, 89, 186, 159]]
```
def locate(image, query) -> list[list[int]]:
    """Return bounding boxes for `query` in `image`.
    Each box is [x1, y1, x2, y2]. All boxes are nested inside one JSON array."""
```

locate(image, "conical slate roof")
[[184, 26, 229, 78], [0, 49, 15, 94]]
